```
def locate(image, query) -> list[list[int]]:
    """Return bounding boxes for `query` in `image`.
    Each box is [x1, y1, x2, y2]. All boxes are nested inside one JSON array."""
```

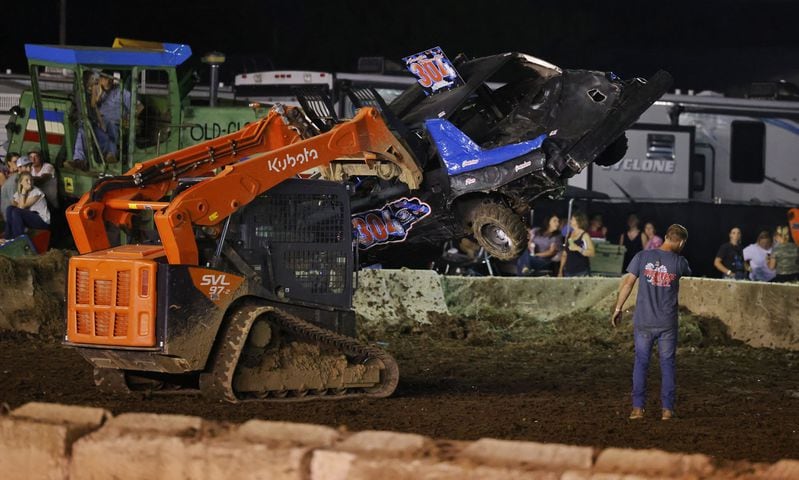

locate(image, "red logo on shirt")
[[643, 261, 677, 287]]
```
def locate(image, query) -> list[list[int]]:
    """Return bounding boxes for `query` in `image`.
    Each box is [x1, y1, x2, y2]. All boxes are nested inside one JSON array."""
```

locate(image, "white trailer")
[[572, 91, 799, 206], [233, 70, 416, 117]]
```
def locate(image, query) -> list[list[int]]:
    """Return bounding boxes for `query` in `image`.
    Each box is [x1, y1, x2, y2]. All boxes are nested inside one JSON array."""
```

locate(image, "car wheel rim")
[[482, 224, 512, 250]]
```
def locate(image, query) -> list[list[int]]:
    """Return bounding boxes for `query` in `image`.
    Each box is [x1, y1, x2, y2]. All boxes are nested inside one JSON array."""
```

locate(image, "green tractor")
[[5, 38, 268, 207]]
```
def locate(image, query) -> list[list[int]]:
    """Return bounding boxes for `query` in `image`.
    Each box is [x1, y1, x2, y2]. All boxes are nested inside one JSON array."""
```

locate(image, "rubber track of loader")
[[199, 304, 400, 403]]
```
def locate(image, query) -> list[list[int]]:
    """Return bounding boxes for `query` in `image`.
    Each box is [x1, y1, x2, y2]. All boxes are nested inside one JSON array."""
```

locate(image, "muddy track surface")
[[1, 312, 798, 463]]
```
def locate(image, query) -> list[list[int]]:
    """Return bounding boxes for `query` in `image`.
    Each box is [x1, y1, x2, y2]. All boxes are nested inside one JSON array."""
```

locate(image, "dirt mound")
[[0, 250, 71, 339], [397, 309, 743, 351]]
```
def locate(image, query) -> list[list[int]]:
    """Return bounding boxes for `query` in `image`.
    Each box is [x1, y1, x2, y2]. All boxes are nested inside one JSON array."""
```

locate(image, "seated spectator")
[[714, 227, 746, 279], [588, 213, 608, 239], [559, 211, 595, 277], [3, 172, 50, 240], [643, 222, 663, 250], [517, 213, 563, 275], [743, 230, 776, 282], [1, 155, 32, 221], [28, 147, 58, 208], [768, 226, 799, 283], [0, 152, 19, 188], [440, 237, 487, 276], [72, 70, 136, 169]]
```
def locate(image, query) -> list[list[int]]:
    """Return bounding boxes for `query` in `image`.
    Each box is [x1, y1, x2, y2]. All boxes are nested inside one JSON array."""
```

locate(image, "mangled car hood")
[[390, 52, 672, 180]]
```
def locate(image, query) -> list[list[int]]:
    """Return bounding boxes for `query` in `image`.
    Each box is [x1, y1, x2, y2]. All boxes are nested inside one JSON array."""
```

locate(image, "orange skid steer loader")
[[64, 104, 422, 402]]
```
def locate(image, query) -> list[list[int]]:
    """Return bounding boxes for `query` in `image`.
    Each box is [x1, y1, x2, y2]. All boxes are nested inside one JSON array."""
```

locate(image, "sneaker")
[[661, 409, 674, 420], [629, 407, 644, 420]]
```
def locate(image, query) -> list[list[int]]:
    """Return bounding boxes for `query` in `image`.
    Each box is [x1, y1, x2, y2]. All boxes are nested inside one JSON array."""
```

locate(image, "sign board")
[[402, 47, 463, 96]]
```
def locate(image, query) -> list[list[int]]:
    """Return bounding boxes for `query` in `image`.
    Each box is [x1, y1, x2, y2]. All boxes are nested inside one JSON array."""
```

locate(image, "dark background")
[[5, 1, 795, 276], [3, 0, 799, 91]]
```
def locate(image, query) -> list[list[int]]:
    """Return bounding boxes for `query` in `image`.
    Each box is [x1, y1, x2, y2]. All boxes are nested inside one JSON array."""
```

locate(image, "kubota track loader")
[[64, 103, 423, 401]]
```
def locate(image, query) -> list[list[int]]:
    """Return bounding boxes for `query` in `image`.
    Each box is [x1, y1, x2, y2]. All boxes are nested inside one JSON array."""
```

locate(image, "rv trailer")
[[571, 90, 799, 206]]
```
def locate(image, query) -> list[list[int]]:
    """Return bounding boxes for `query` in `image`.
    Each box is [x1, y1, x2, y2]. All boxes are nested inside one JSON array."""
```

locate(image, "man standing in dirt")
[[611, 224, 691, 421]]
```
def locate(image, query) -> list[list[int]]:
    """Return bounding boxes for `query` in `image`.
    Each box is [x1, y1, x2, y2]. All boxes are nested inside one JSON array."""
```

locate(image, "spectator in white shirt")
[[28, 147, 58, 208], [743, 230, 776, 282], [3, 172, 50, 240]]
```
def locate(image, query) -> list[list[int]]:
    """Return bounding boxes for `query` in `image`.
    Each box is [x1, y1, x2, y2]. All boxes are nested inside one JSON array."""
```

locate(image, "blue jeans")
[[516, 250, 553, 274], [4, 206, 49, 239], [73, 120, 118, 162], [632, 326, 677, 411]]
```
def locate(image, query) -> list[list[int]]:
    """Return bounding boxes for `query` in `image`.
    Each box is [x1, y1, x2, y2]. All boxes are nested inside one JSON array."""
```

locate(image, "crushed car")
[[296, 48, 672, 262]]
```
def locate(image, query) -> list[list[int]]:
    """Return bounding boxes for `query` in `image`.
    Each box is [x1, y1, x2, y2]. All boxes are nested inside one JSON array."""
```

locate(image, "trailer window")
[[691, 153, 706, 191], [730, 121, 765, 183], [647, 133, 675, 160]]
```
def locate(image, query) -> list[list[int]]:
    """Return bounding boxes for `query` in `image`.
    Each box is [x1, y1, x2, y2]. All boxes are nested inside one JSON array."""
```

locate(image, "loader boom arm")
[[66, 106, 422, 264]]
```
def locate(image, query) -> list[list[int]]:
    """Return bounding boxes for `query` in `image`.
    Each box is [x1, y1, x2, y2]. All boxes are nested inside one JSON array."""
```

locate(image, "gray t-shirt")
[[627, 249, 691, 329], [1, 173, 18, 218]]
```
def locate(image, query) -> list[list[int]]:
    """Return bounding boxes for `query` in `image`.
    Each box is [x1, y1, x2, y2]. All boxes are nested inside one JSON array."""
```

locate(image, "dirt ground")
[[1, 311, 797, 464]]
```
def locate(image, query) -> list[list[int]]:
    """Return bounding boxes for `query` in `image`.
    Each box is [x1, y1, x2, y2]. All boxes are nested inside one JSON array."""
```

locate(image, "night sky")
[[4, 0, 799, 91]]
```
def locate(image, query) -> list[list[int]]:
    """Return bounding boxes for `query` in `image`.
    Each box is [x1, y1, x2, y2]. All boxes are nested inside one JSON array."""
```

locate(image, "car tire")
[[471, 202, 527, 260], [593, 133, 628, 167]]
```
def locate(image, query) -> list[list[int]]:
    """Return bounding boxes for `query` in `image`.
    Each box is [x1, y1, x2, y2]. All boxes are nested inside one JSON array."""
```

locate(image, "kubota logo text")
[[268, 147, 319, 172]]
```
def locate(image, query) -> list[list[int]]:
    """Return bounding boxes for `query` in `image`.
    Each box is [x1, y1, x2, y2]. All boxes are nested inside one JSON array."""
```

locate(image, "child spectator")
[[644, 222, 663, 250], [714, 227, 746, 279], [743, 230, 776, 282], [768, 226, 799, 283]]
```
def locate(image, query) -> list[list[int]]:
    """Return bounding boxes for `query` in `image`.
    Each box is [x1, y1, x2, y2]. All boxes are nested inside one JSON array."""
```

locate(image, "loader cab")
[[11, 41, 191, 203]]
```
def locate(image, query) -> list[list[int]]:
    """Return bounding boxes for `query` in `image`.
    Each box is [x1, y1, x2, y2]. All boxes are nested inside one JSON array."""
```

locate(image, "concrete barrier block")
[[187, 442, 310, 480], [338, 430, 430, 455], [70, 435, 191, 480], [311, 450, 560, 480], [11, 402, 111, 428], [71, 412, 205, 479], [680, 278, 799, 350], [561, 473, 649, 480], [0, 416, 70, 480], [235, 419, 340, 447], [595, 448, 713, 477], [354, 269, 449, 331], [442, 277, 622, 322], [105, 412, 203, 436], [461, 438, 593, 470], [71, 415, 310, 480], [0, 402, 110, 480], [311, 450, 357, 480], [765, 459, 799, 479]]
